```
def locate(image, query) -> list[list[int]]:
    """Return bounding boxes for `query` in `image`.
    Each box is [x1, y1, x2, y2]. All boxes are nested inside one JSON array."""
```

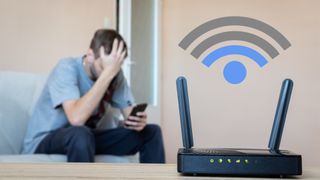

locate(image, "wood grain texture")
[[0, 163, 319, 179]]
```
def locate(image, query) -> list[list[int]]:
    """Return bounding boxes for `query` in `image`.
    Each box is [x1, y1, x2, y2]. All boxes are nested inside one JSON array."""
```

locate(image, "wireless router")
[[176, 77, 302, 177]]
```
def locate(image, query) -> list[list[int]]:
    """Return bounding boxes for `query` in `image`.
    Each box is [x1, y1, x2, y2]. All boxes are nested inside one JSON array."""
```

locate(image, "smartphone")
[[129, 103, 148, 117], [125, 103, 148, 128]]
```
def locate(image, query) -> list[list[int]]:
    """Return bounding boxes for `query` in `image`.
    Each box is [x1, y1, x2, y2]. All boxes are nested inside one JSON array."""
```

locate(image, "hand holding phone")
[[124, 103, 148, 131]]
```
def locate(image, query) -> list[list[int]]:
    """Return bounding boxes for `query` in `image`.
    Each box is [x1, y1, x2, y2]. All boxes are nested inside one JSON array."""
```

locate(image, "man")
[[22, 29, 165, 163]]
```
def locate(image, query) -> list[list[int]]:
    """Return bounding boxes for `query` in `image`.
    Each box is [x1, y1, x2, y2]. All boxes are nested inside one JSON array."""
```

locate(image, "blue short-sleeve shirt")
[[22, 57, 134, 154]]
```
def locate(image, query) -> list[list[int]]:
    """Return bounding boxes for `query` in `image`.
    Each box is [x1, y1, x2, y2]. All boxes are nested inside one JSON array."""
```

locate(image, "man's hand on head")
[[99, 39, 127, 79]]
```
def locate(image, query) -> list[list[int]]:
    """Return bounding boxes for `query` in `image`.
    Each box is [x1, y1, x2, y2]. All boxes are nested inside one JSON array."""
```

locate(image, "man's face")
[[90, 58, 104, 80], [85, 48, 108, 80], [86, 44, 126, 80]]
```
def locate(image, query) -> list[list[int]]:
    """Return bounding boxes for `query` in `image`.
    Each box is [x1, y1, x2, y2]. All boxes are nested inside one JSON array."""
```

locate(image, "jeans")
[[35, 124, 165, 163]]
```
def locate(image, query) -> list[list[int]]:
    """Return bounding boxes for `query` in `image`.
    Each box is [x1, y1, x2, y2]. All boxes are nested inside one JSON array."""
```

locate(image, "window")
[[119, 0, 161, 106], [119, 0, 161, 124]]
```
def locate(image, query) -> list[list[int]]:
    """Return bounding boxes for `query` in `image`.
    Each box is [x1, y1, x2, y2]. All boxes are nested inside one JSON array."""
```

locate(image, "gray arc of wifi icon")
[[179, 16, 291, 84]]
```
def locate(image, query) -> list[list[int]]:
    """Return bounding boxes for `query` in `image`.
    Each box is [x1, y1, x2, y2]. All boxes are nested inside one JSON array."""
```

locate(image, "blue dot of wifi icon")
[[179, 16, 291, 84]]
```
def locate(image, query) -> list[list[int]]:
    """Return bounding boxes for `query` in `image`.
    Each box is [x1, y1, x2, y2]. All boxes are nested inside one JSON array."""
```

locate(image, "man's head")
[[85, 29, 128, 80], [89, 29, 128, 60]]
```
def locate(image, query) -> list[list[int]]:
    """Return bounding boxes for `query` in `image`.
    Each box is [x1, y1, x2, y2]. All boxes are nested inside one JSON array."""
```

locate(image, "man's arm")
[[63, 71, 115, 126], [63, 40, 126, 126]]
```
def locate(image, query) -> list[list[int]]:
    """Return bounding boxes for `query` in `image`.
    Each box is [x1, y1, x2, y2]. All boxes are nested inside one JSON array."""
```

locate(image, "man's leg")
[[139, 124, 165, 163], [94, 124, 165, 163], [35, 126, 96, 162]]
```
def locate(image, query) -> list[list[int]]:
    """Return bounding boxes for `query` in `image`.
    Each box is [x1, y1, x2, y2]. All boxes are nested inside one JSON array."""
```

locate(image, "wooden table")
[[0, 163, 319, 179]]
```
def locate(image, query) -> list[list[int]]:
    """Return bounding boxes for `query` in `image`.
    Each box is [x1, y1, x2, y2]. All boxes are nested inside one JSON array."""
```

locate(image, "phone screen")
[[129, 103, 148, 117]]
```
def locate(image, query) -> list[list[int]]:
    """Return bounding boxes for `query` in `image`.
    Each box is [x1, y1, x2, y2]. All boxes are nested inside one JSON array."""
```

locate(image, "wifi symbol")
[[179, 16, 291, 84]]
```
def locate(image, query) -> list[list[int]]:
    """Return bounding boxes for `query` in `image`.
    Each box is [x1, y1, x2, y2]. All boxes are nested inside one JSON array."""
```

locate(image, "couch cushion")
[[0, 154, 139, 163], [0, 71, 47, 154], [0, 98, 29, 154]]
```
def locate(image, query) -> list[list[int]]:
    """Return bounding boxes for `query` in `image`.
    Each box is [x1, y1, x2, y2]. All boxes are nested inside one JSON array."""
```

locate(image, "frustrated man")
[[22, 29, 165, 163]]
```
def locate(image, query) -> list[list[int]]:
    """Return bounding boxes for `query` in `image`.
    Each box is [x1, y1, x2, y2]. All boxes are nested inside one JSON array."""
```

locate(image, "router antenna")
[[176, 76, 194, 149], [268, 79, 293, 151]]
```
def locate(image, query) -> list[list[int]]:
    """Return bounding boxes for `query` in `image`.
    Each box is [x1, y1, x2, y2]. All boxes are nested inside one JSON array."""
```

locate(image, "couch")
[[0, 71, 138, 163]]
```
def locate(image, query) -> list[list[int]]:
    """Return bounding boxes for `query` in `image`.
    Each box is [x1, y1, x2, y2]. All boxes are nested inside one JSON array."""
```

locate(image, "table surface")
[[0, 163, 319, 179]]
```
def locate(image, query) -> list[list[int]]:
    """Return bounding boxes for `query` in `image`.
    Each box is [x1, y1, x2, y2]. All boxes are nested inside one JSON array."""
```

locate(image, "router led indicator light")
[[210, 159, 214, 163], [227, 159, 232, 163], [218, 159, 223, 163], [236, 160, 241, 164]]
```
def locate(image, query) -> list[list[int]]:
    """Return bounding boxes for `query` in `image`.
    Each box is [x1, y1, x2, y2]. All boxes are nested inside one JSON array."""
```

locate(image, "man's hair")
[[89, 29, 128, 59]]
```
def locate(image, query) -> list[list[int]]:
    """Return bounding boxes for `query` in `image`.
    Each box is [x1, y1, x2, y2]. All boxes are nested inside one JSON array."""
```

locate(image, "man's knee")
[[143, 124, 162, 139], [65, 126, 95, 147]]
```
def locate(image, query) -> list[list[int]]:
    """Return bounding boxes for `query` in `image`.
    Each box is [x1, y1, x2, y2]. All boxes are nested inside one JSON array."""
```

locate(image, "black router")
[[176, 76, 302, 177]]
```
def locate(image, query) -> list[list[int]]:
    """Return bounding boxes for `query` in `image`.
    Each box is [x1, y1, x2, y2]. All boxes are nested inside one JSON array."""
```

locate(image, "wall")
[[161, 0, 320, 167], [0, 0, 115, 74]]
